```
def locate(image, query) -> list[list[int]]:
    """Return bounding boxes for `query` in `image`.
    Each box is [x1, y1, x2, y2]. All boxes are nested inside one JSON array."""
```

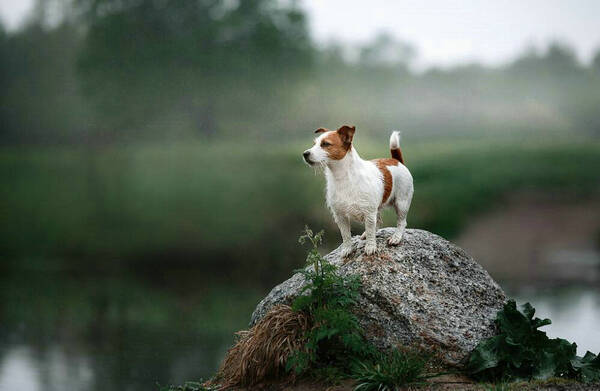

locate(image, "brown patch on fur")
[[391, 148, 404, 164], [322, 131, 350, 160], [314, 125, 356, 160], [336, 124, 355, 147], [372, 158, 399, 205]]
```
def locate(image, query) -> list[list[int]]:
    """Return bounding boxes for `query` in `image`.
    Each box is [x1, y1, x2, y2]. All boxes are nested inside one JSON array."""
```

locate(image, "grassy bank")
[[1, 135, 599, 280]]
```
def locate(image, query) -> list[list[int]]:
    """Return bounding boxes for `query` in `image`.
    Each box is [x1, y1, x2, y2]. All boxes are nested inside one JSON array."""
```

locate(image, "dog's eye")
[[321, 141, 331, 147]]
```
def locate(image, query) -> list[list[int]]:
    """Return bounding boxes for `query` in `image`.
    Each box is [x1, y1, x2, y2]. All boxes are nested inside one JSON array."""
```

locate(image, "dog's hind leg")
[[388, 197, 411, 246]]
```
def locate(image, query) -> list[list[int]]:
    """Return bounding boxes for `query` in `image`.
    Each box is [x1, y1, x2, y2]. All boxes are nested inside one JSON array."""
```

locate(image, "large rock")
[[250, 228, 506, 366]]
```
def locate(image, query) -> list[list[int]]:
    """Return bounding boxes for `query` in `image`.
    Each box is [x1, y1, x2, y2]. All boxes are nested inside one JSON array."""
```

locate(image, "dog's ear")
[[337, 125, 356, 147], [315, 128, 328, 134]]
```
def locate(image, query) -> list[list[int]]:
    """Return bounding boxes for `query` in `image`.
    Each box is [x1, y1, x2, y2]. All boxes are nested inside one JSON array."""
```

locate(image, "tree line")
[[2, 0, 600, 145]]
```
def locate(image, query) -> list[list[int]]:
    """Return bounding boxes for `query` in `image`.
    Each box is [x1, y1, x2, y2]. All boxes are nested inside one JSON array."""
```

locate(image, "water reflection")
[[0, 346, 43, 391], [1, 274, 599, 390], [510, 285, 600, 355], [0, 345, 93, 391], [0, 271, 263, 391]]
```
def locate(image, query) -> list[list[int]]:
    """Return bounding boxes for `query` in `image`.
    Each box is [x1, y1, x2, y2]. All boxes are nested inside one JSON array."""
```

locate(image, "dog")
[[302, 125, 413, 256]]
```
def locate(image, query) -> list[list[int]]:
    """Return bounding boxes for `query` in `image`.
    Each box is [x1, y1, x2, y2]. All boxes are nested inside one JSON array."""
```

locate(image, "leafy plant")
[[286, 226, 369, 376], [286, 226, 431, 390], [468, 300, 600, 383], [352, 349, 427, 391], [571, 351, 600, 383]]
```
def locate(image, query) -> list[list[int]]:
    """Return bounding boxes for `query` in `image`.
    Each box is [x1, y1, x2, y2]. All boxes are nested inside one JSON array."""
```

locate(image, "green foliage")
[[468, 300, 600, 383], [352, 349, 427, 391], [2, 140, 600, 277], [287, 227, 428, 390], [571, 351, 600, 383], [75, 0, 313, 135], [287, 227, 368, 376]]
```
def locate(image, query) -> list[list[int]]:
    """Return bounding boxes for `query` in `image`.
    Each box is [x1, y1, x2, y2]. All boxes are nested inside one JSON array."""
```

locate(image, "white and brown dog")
[[303, 125, 413, 256]]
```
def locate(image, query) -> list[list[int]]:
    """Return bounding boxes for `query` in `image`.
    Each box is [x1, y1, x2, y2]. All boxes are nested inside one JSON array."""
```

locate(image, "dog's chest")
[[325, 169, 381, 220]]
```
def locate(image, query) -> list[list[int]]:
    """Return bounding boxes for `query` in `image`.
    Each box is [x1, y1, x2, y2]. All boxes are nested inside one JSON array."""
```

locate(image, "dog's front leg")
[[361, 211, 380, 240], [334, 212, 353, 257], [363, 211, 378, 255]]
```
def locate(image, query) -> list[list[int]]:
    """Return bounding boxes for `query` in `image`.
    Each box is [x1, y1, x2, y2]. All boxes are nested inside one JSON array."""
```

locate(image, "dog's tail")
[[389, 131, 404, 164]]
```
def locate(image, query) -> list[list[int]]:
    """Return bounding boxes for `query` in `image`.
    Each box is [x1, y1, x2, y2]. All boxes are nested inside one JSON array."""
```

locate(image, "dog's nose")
[[303, 151, 310, 160]]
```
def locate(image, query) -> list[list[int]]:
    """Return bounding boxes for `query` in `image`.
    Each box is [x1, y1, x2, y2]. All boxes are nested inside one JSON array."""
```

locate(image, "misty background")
[[1, 1, 599, 390]]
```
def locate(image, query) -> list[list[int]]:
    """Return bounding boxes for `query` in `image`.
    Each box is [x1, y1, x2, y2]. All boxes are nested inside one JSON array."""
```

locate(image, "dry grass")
[[216, 304, 311, 389]]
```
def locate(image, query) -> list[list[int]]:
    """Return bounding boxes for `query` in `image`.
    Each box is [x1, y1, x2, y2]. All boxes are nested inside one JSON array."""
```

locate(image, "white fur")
[[389, 130, 401, 150], [303, 131, 414, 256]]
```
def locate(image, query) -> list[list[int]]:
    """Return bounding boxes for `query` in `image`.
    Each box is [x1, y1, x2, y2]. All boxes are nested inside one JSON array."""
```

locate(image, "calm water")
[[510, 285, 600, 356], [1, 270, 599, 391], [0, 271, 261, 391]]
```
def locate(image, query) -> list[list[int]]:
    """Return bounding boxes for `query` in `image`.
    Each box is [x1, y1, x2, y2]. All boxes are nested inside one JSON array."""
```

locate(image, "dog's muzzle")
[[302, 150, 312, 164]]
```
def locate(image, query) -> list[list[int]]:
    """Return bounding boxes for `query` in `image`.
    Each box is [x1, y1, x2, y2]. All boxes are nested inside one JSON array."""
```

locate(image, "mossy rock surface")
[[251, 228, 506, 366]]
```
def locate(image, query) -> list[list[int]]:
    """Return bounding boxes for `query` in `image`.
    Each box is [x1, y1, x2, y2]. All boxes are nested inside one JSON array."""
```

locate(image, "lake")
[[0, 271, 599, 391]]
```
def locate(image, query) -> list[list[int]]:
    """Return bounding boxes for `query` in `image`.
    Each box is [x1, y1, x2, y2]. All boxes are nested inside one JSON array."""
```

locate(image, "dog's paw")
[[387, 232, 403, 246], [364, 241, 377, 255], [360, 231, 367, 240], [340, 243, 354, 257]]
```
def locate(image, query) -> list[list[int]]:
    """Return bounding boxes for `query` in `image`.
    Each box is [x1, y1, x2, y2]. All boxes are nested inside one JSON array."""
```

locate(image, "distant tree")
[[0, 20, 85, 144], [508, 45, 541, 73], [0, 24, 7, 141], [592, 48, 600, 73], [545, 42, 579, 73], [75, 0, 311, 69], [359, 32, 416, 69], [509, 41, 579, 76], [74, 0, 313, 137]]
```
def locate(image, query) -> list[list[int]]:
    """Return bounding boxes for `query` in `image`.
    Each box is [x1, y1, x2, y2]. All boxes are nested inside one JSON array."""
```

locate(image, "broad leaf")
[[468, 300, 600, 383]]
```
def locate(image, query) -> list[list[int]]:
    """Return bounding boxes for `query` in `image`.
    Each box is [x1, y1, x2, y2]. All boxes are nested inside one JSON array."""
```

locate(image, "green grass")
[[1, 136, 599, 277], [352, 349, 427, 390]]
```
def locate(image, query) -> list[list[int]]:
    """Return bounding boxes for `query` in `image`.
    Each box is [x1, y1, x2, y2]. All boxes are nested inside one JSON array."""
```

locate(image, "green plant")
[[352, 349, 427, 391], [286, 226, 368, 377], [468, 300, 600, 383], [286, 227, 432, 390]]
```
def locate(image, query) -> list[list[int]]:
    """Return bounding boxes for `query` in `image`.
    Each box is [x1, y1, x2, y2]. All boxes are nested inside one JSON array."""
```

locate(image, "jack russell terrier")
[[303, 125, 413, 256]]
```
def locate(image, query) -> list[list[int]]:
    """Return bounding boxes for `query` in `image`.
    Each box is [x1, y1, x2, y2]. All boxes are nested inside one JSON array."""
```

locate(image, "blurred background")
[[1, 0, 599, 389]]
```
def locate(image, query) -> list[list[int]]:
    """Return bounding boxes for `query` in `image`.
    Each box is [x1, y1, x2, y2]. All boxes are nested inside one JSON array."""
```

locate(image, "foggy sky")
[[2, 0, 600, 69]]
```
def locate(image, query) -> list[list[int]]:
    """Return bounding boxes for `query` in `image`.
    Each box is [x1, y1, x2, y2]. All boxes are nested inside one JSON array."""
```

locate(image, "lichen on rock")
[[250, 228, 506, 366]]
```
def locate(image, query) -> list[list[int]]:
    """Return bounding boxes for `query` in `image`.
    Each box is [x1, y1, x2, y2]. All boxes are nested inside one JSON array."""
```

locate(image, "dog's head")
[[302, 125, 355, 166]]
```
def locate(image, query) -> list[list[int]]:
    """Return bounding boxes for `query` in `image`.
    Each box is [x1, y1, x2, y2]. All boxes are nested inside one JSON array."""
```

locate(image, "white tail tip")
[[389, 131, 401, 149]]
